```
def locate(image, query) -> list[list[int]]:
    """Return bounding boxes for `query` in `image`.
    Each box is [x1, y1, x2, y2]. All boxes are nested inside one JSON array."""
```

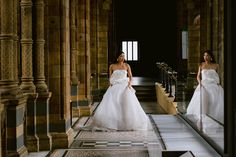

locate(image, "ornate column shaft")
[[20, 0, 36, 93], [20, 0, 39, 152], [0, 0, 20, 96], [0, 1, 28, 156], [33, 0, 52, 151], [34, 0, 48, 92]]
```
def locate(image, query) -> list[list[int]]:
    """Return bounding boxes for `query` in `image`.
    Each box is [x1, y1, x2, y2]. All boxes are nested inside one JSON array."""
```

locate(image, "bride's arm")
[[127, 64, 132, 88], [197, 64, 202, 85], [109, 64, 113, 86]]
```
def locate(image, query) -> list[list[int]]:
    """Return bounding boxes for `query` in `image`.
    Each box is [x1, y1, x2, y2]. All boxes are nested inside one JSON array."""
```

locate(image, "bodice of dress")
[[110, 69, 129, 85], [201, 69, 220, 84]]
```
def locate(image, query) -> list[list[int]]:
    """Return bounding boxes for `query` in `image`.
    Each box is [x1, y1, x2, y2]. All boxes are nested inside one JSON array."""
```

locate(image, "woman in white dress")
[[86, 51, 152, 131], [186, 50, 224, 124]]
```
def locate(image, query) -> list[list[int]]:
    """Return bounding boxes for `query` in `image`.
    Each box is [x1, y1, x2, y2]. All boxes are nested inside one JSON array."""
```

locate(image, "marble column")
[[0, 0, 28, 156], [20, 0, 39, 152], [33, 0, 52, 151]]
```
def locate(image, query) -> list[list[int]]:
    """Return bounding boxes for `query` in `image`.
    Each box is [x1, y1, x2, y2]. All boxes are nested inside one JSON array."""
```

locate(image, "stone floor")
[[28, 77, 223, 157], [29, 110, 222, 157], [64, 115, 162, 157]]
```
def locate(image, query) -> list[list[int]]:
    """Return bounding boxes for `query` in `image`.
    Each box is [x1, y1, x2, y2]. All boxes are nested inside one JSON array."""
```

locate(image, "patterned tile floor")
[[74, 140, 159, 148], [62, 113, 163, 157], [29, 114, 222, 157], [38, 114, 161, 157]]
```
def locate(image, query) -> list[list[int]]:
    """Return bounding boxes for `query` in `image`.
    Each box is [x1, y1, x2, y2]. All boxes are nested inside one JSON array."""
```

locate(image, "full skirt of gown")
[[85, 70, 152, 131], [186, 69, 224, 124]]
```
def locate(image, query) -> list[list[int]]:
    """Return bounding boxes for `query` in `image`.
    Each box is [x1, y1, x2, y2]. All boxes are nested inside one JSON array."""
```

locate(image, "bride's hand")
[[128, 82, 132, 88]]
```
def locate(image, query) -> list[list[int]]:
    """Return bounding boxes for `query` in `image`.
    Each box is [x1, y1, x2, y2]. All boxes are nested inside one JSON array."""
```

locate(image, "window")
[[181, 31, 188, 59], [122, 41, 139, 61]]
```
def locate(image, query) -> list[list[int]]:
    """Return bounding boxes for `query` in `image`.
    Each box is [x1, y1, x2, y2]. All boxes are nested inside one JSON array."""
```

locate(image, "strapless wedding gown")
[[186, 69, 224, 124], [86, 69, 152, 131]]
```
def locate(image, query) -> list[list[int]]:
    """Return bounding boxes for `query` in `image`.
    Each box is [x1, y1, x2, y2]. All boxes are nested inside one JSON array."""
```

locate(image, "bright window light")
[[121, 41, 139, 61], [182, 31, 188, 59], [122, 42, 127, 59], [133, 41, 138, 60]]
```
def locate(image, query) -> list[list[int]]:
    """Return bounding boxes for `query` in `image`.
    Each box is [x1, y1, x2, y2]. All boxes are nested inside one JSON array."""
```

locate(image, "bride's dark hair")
[[116, 51, 125, 59], [201, 49, 216, 63], [115, 51, 125, 63]]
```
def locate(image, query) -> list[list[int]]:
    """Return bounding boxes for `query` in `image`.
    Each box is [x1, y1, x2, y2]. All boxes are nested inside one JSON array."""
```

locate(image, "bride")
[[85, 51, 152, 131], [186, 50, 224, 125]]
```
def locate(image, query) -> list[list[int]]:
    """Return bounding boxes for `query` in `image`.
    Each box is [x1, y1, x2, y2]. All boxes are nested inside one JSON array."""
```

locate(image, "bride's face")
[[203, 52, 211, 62], [117, 53, 125, 62]]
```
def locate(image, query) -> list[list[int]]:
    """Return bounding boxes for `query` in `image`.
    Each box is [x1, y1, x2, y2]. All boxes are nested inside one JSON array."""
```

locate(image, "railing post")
[[168, 70, 173, 97], [165, 68, 169, 93], [173, 71, 178, 102]]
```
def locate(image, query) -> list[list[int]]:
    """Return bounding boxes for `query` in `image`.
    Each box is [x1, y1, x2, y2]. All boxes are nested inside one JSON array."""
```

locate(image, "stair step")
[[132, 84, 157, 102]]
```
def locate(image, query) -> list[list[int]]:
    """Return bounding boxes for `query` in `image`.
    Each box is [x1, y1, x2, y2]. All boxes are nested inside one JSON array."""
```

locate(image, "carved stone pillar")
[[33, 0, 52, 150], [34, 0, 48, 92], [0, 103, 3, 157], [47, 0, 74, 149], [186, 1, 200, 101], [20, 0, 36, 93], [20, 0, 39, 152], [70, 0, 79, 118], [0, 0, 28, 156], [77, 0, 91, 117], [97, 1, 110, 90], [0, 0, 20, 94], [70, 0, 78, 85]]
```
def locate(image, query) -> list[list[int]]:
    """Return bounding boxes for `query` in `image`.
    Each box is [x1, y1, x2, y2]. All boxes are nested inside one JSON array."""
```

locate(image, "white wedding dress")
[[86, 69, 152, 131], [186, 69, 224, 124]]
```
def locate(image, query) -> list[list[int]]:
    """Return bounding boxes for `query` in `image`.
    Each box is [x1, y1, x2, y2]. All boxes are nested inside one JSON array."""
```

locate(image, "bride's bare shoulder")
[[109, 64, 115, 70], [213, 63, 219, 70], [125, 63, 130, 68]]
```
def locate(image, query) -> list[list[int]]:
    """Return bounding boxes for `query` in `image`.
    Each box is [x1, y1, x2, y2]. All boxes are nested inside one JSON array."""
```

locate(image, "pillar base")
[[50, 128, 75, 149], [36, 92, 52, 151], [3, 94, 28, 157], [25, 93, 39, 152], [72, 107, 80, 117], [37, 134, 52, 151], [26, 135, 39, 152], [78, 106, 91, 117], [7, 146, 28, 157]]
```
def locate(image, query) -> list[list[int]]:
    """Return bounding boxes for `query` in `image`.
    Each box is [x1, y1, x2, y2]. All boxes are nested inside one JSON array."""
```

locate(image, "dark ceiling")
[[114, 0, 177, 76]]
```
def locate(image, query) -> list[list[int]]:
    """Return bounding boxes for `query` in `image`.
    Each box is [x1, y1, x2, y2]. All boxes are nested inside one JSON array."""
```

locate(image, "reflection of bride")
[[84, 51, 152, 131], [186, 50, 224, 124]]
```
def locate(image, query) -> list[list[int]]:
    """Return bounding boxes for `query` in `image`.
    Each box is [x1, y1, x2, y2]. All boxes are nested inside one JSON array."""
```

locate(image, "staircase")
[[132, 78, 160, 114], [132, 84, 157, 102]]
